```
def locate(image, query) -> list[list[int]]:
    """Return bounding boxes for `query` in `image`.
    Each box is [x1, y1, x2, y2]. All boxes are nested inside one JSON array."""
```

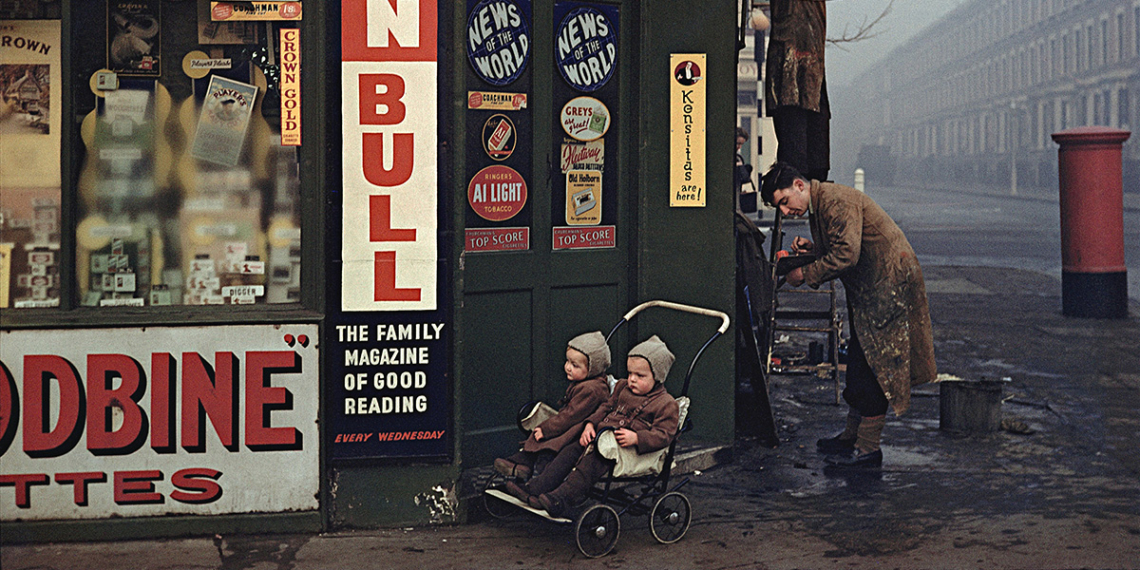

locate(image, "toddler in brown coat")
[[494, 331, 612, 481], [506, 335, 680, 518]]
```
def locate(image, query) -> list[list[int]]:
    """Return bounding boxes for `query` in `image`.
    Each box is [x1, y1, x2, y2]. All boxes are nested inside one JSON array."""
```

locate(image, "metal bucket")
[[939, 379, 1004, 434]]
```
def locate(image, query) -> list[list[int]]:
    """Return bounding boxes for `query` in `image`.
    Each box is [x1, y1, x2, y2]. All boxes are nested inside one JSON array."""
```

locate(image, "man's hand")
[[532, 427, 544, 441], [792, 236, 813, 254], [787, 267, 806, 287], [579, 423, 596, 447], [613, 428, 638, 448]]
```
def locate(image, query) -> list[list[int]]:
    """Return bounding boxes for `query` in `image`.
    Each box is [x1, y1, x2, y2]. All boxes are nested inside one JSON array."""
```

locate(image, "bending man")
[[761, 162, 936, 468]]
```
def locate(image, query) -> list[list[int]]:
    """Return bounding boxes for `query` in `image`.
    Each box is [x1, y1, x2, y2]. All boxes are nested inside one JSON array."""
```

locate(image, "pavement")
[[909, 180, 1140, 213], [4, 263, 1139, 569]]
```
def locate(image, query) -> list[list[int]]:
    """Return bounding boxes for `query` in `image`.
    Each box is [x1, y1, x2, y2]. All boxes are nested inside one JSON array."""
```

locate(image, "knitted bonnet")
[[567, 331, 611, 378], [628, 335, 675, 383]]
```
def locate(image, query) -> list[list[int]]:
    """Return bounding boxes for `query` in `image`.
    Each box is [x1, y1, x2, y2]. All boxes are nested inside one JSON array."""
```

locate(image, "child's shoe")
[[494, 458, 532, 480], [504, 480, 532, 503], [534, 493, 566, 517]]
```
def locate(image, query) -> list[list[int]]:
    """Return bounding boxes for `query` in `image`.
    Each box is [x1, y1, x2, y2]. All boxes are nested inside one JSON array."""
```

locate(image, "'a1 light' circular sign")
[[468, 165, 528, 221], [555, 6, 617, 92], [467, 0, 531, 86]]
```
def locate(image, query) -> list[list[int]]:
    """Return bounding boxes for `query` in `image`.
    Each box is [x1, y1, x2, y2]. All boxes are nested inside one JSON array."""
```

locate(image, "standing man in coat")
[[760, 162, 937, 468], [765, 0, 830, 182]]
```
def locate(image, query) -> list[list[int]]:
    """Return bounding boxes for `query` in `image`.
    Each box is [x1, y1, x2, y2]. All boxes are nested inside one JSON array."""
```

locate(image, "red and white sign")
[[0, 325, 319, 521], [553, 226, 616, 250], [467, 165, 527, 222], [465, 227, 530, 252], [342, 0, 438, 311]]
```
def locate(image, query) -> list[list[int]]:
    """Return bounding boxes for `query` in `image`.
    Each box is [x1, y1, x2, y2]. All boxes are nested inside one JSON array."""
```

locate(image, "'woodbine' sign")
[[0, 325, 319, 521]]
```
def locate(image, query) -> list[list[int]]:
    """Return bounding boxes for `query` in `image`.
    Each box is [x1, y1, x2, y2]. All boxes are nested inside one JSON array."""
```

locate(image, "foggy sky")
[[825, 0, 967, 88]]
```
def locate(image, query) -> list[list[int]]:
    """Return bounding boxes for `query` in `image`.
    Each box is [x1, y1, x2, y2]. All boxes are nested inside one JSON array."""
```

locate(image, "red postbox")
[[1051, 126, 1131, 319]]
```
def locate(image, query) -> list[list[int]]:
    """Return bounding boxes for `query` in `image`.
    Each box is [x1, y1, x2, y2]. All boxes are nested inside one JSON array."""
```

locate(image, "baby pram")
[[483, 300, 730, 558]]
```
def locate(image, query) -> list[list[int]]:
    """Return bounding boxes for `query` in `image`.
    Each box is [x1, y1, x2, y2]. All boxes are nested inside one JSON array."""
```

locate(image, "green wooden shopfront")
[[0, 0, 738, 541]]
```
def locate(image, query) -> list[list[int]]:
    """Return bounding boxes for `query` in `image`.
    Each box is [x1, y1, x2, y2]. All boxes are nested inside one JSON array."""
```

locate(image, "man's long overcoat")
[[765, 0, 827, 114], [801, 181, 937, 415]]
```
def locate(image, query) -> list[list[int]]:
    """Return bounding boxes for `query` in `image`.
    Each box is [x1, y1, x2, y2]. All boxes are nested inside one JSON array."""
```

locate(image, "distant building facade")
[[845, 0, 1138, 192]]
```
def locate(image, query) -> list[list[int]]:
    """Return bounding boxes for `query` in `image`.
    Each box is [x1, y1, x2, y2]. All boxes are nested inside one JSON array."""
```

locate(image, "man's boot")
[[817, 408, 860, 454], [825, 414, 884, 468]]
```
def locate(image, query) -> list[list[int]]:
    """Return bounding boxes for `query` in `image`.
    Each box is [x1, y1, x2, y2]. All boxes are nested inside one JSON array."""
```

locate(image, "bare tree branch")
[[827, 0, 895, 49]]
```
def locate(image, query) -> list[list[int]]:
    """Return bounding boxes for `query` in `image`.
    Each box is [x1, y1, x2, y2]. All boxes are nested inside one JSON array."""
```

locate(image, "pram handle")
[[616, 300, 730, 335], [606, 300, 730, 399]]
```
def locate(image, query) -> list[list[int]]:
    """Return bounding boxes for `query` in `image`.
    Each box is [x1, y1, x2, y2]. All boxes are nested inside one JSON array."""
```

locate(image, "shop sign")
[[108, 1, 161, 76], [560, 96, 608, 142], [0, 325, 319, 520], [279, 28, 301, 146], [467, 90, 527, 111], [327, 317, 450, 460], [468, 165, 527, 222], [465, 227, 530, 252], [564, 169, 601, 225], [482, 114, 516, 160], [341, 0, 438, 311], [560, 138, 603, 172], [466, 0, 531, 86], [0, 20, 61, 190], [669, 53, 706, 207], [210, 2, 302, 21], [190, 76, 259, 167], [554, 5, 617, 92], [553, 226, 615, 250]]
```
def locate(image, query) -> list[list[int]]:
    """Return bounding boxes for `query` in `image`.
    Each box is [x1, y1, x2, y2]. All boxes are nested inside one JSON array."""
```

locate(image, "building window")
[[1, 20, 61, 308], [1118, 13, 1126, 62], [1120, 87, 1131, 129], [1086, 23, 1094, 69], [2, 4, 308, 312], [1062, 32, 1070, 75], [1135, 5, 1140, 58], [1075, 28, 1084, 71], [1101, 19, 1109, 65]]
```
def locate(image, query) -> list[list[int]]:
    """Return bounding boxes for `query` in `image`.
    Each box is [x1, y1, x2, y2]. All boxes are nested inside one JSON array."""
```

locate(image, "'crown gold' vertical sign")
[[670, 53, 706, 207]]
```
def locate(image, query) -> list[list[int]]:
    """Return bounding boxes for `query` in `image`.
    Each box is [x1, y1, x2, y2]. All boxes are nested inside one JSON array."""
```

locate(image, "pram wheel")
[[649, 491, 691, 544], [575, 503, 620, 558], [482, 477, 516, 520]]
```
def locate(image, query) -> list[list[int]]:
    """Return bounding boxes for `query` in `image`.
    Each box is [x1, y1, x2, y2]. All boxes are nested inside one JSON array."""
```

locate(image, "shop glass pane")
[[75, 2, 302, 308], [0, 19, 62, 309]]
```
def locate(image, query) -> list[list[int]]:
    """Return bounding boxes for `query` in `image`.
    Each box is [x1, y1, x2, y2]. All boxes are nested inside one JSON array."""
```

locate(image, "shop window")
[[1, 17, 62, 308], [2, 2, 307, 311]]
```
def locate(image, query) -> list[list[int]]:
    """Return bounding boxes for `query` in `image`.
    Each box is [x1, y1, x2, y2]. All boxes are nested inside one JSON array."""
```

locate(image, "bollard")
[[853, 168, 865, 192], [1051, 126, 1131, 319]]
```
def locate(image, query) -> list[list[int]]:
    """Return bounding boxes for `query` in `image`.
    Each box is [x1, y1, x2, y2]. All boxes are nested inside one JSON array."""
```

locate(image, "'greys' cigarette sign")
[[554, 3, 618, 92], [467, 0, 531, 87]]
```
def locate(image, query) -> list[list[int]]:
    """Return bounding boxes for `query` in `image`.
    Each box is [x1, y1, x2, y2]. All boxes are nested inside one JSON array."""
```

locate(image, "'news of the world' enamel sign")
[[554, 4, 617, 92], [467, 0, 531, 86]]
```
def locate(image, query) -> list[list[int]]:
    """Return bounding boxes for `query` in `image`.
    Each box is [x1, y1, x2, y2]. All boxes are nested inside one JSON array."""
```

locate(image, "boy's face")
[[626, 356, 655, 395], [565, 348, 590, 381], [772, 178, 810, 218]]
